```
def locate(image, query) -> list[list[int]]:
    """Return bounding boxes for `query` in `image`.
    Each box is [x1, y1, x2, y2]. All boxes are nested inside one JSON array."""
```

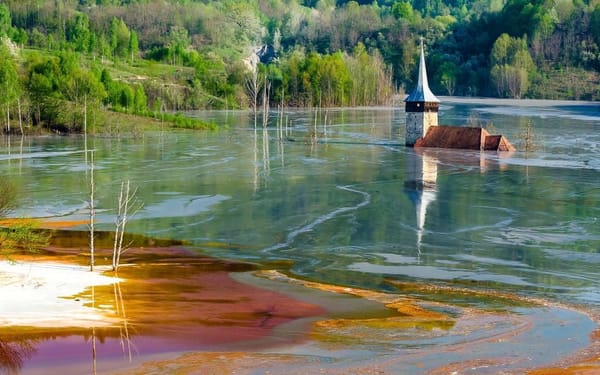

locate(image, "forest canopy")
[[0, 0, 599, 132]]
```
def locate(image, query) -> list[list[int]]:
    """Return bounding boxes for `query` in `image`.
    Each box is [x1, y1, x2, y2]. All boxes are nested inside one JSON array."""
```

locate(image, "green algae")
[[386, 279, 540, 312]]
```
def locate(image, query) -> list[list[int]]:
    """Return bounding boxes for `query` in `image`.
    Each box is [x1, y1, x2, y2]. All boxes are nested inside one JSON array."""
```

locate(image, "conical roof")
[[404, 40, 439, 103]]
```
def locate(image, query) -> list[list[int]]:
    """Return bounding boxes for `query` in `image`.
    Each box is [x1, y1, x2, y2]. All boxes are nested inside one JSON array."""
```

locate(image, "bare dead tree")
[[262, 78, 271, 128], [245, 68, 262, 128], [112, 180, 140, 272], [112, 181, 125, 271], [278, 86, 284, 140], [89, 149, 95, 272], [17, 98, 22, 135], [520, 119, 537, 153]]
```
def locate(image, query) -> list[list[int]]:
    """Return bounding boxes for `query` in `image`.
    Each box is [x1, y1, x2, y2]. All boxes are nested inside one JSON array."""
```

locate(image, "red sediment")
[[109, 261, 325, 347], [1, 246, 325, 353], [62, 247, 324, 351]]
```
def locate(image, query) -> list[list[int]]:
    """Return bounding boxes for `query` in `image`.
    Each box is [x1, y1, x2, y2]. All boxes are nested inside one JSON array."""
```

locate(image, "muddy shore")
[[1, 238, 599, 374]]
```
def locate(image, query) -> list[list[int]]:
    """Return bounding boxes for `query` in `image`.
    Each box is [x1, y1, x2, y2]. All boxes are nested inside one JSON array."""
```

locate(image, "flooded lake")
[[1, 98, 600, 373]]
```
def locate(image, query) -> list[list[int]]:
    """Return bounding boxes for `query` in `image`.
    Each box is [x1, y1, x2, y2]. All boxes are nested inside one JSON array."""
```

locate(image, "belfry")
[[403, 40, 515, 152], [404, 39, 439, 147]]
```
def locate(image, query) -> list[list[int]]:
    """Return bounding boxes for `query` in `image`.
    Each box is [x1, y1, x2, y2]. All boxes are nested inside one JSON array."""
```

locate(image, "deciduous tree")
[[0, 4, 12, 37], [490, 33, 534, 98], [110, 17, 131, 60], [0, 43, 20, 133], [128, 30, 138, 64], [66, 13, 91, 52]]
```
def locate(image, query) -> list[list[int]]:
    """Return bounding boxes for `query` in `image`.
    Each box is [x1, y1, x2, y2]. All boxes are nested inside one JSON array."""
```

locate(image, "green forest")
[[0, 0, 599, 132]]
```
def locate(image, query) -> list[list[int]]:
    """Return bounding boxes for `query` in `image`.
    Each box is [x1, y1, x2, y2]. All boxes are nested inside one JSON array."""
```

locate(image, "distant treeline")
[[0, 0, 599, 131]]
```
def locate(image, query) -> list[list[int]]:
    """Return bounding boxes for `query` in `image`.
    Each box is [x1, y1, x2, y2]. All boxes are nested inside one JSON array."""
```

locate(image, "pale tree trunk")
[[116, 180, 130, 270], [116, 180, 132, 269], [112, 180, 136, 272], [246, 69, 261, 128], [278, 86, 284, 140], [89, 150, 95, 271], [17, 99, 22, 135], [6, 104, 10, 133], [112, 182, 124, 271], [262, 79, 270, 128], [84, 95, 87, 134], [84, 95, 88, 165]]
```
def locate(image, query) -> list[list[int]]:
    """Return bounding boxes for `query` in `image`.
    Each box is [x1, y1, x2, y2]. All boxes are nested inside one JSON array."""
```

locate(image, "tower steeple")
[[404, 39, 439, 147]]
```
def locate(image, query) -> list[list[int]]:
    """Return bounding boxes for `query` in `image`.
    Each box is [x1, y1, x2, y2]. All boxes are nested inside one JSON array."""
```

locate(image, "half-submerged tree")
[[246, 63, 263, 128], [519, 119, 537, 152], [112, 180, 139, 272], [89, 149, 95, 271], [262, 78, 271, 128]]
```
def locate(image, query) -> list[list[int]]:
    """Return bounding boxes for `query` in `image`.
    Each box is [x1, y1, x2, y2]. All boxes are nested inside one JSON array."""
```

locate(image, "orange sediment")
[[1, 239, 599, 375], [0, 218, 88, 229], [35, 220, 89, 228], [256, 270, 456, 345]]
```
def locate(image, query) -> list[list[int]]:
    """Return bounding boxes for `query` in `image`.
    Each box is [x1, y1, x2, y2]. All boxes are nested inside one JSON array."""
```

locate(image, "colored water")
[[4, 100, 599, 307], [1, 99, 599, 373]]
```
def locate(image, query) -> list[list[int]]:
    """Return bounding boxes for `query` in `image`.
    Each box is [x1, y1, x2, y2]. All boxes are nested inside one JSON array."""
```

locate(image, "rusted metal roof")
[[415, 126, 516, 151]]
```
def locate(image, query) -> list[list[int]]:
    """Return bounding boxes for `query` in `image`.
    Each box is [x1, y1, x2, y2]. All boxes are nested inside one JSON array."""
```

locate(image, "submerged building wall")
[[406, 111, 438, 147]]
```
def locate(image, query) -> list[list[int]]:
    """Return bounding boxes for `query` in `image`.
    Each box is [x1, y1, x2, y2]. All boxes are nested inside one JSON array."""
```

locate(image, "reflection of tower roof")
[[404, 40, 439, 103]]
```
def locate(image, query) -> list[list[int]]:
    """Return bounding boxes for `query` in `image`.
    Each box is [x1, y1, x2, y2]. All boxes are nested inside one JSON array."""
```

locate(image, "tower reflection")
[[404, 149, 438, 259], [403, 148, 515, 258]]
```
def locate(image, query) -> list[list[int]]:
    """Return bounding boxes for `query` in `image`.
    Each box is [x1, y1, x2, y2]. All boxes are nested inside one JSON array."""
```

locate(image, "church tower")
[[404, 40, 439, 147]]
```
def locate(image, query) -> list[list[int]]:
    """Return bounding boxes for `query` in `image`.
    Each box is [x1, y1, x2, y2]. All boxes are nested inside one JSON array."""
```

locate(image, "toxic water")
[[1, 99, 600, 311]]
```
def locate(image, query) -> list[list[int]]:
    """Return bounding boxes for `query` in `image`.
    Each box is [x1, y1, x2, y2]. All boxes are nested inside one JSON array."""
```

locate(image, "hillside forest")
[[0, 0, 600, 133]]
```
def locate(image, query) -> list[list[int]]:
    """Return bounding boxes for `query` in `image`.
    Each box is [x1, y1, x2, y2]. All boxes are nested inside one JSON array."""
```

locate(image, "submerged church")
[[404, 41, 515, 152]]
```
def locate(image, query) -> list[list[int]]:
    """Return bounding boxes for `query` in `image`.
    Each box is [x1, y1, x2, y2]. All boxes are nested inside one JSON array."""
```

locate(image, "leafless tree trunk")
[[17, 99, 22, 135], [278, 87, 284, 140], [84, 95, 87, 135], [112, 182, 124, 271], [262, 79, 271, 128], [6, 104, 10, 133], [112, 180, 138, 272], [89, 150, 95, 272], [245, 69, 262, 128]]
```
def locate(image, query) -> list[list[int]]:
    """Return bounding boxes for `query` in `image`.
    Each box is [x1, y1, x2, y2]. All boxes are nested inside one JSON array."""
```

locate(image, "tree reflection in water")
[[0, 336, 36, 374]]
